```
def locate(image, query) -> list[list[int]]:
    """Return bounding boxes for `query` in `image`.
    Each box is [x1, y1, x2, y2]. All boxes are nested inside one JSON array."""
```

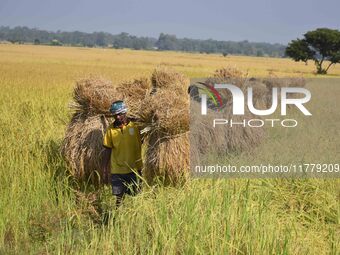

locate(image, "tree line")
[[0, 26, 286, 57]]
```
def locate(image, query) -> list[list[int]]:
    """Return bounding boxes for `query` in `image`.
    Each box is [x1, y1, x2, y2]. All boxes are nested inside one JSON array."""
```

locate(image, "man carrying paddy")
[[102, 100, 143, 208]]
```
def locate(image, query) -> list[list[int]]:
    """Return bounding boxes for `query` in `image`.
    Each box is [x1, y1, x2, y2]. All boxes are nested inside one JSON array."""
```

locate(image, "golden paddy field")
[[0, 44, 339, 254]]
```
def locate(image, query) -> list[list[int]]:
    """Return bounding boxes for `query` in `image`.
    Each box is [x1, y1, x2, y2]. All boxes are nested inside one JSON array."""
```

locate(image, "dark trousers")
[[111, 172, 141, 197]]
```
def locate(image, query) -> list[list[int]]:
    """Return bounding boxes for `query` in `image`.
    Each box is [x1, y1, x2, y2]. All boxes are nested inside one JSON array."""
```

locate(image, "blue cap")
[[110, 100, 128, 115]]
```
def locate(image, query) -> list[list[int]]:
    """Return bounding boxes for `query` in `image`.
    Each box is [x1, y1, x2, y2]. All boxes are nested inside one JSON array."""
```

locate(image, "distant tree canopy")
[[0, 26, 286, 57], [155, 33, 285, 57], [285, 28, 340, 74], [112, 32, 154, 50]]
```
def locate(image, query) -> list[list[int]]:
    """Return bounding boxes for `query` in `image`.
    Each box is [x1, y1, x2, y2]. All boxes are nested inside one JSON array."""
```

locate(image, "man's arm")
[[102, 147, 112, 184]]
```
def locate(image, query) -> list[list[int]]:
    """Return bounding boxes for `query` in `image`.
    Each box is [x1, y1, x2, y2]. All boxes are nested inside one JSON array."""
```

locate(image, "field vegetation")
[[0, 44, 339, 254]]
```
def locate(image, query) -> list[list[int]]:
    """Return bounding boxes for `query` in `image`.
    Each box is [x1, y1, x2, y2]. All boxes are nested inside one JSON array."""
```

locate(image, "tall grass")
[[0, 45, 339, 254]]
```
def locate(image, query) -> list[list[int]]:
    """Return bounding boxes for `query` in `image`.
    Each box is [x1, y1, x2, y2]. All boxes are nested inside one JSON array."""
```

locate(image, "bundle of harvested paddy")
[[62, 77, 117, 184], [288, 77, 306, 88], [218, 104, 265, 152], [247, 79, 270, 110], [70, 76, 152, 119], [203, 67, 249, 108], [189, 100, 265, 166], [144, 132, 189, 185], [61, 115, 109, 185], [140, 66, 190, 184], [139, 89, 189, 135], [208, 68, 271, 110], [213, 66, 245, 80], [189, 101, 221, 167], [151, 66, 189, 94], [71, 77, 117, 118], [116, 78, 152, 119], [213, 72, 266, 151], [212, 66, 248, 88], [263, 75, 307, 108], [188, 67, 266, 167]]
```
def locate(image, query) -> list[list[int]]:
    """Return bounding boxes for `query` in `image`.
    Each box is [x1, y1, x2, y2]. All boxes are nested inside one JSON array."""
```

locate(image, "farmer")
[[102, 100, 143, 208]]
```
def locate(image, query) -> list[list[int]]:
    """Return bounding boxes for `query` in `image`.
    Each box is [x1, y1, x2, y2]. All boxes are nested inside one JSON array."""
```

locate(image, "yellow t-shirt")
[[103, 121, 143, 174]]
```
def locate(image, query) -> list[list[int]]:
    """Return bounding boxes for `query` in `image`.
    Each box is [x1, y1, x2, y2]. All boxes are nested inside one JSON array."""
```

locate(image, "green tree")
[[285, 28, 340, 74], [34, 39, 40, 45], [156, 33, 178, 50]]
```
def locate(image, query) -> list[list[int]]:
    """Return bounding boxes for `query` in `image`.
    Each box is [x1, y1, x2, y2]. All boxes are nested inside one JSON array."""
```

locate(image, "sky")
[[0, 0, 339, 44]]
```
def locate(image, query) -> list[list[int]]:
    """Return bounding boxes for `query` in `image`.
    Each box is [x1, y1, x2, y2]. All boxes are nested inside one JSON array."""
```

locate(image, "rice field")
[[0, 44, 339, 254]]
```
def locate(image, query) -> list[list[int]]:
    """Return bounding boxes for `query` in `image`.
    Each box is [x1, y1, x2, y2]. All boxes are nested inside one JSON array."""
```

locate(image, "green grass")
[[0, 45, 339, 254]]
